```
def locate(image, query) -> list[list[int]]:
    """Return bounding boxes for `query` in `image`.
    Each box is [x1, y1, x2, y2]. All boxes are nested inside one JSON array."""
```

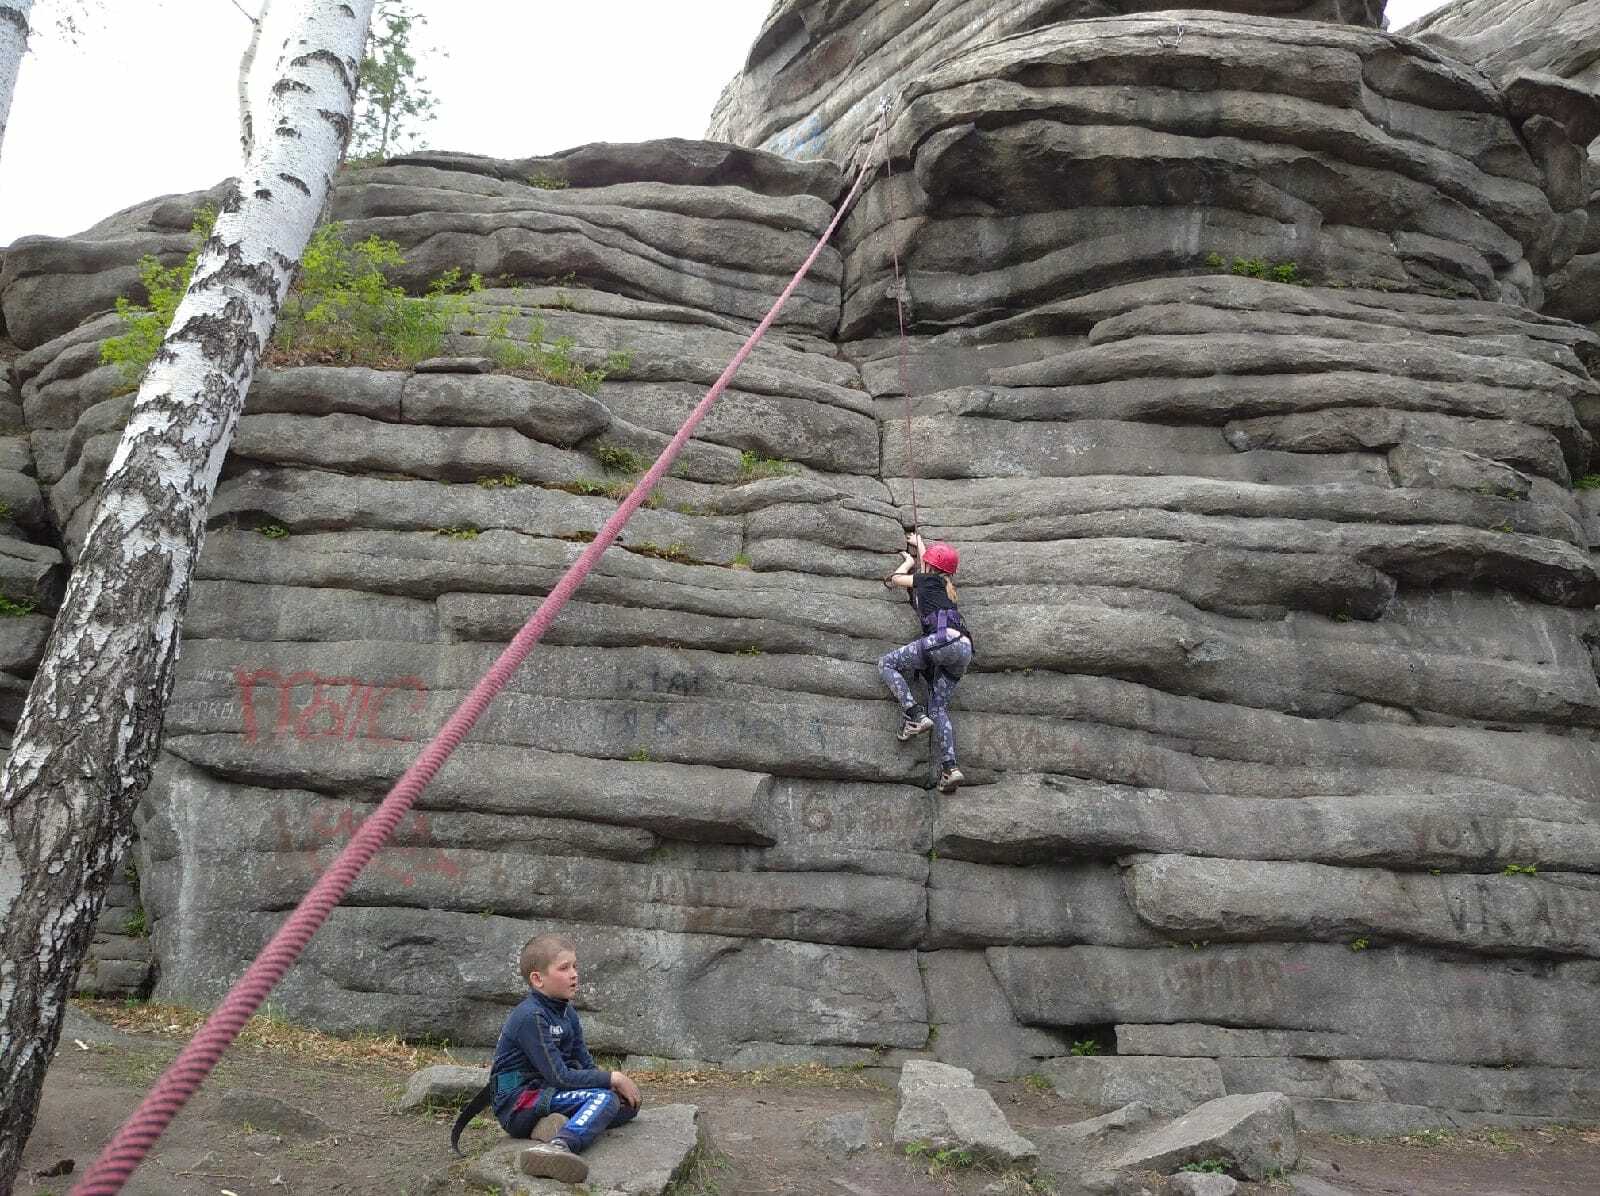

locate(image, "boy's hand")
[[611, 1070, 641, 1110]]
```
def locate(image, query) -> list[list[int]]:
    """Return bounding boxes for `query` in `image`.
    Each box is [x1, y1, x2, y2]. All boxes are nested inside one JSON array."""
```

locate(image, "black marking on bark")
[[291, 48, 349, 76], [320, 109, 352, 140], [254, 188, 273, 201], [0, 7, 28, 36], [340, 3, 355, 15], [272, 77, 313, 96], [220, 181, 245, 214], [275, 123, 304, 140], [277, 172, 311, 196]]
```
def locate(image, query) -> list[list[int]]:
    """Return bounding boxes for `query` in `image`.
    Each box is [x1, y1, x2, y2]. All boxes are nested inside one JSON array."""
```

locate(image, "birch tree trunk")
[[0, 1, 33, 161], [237, 5, 264, 162], [0, 1, 374, 1188]]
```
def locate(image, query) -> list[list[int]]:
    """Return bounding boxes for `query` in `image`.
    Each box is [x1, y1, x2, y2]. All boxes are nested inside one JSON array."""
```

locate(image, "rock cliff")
[[4, 2, 1600, 1134]]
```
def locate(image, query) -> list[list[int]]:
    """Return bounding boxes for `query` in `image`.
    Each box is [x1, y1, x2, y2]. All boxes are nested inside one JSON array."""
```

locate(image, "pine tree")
[[351, 0, 438, 161]]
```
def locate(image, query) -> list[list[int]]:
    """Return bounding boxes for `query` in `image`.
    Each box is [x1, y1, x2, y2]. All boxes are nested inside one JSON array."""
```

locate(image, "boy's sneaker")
[[531, 1113, 568, 1143], [519, 1139, 588, 1184], [898, 708, 934, 741], [937, 763, 964, 793]]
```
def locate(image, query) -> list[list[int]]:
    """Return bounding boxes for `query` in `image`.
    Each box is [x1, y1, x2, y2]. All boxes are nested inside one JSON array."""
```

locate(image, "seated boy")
[[488, 933, 642, 1184]]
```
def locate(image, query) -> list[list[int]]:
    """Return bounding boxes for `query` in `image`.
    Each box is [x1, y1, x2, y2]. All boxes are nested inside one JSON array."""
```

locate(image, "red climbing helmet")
[[923, 542, 959, 574]]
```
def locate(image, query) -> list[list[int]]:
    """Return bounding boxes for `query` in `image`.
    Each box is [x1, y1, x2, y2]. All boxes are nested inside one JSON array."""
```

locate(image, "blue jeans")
[[879, 628, 972, 766]]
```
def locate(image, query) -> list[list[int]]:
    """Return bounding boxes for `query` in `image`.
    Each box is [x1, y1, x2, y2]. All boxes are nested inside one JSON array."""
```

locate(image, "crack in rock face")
[[5, 0, 1600, 1136]]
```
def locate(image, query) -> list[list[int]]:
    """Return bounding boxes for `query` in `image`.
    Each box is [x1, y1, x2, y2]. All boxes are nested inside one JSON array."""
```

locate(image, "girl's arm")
[[907, 532, 926, 573], [884, 549, 916, 589]]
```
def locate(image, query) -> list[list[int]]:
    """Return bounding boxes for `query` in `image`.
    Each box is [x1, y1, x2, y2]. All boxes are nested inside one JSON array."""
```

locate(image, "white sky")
[[1, 0, 1454, 247]]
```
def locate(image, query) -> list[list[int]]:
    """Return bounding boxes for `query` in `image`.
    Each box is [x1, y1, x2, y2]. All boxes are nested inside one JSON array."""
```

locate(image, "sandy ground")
[[14, 1005, 1600, 1196]]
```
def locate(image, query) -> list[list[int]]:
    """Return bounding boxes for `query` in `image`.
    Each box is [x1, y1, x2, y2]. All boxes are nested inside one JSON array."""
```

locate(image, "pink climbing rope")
[[882, 120, 920, 535], [70, 133, 885, 1196]]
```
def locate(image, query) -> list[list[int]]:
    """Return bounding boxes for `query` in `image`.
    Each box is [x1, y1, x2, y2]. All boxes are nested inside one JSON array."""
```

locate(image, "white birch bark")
[[237, 5, 264, 162], [0, 1, 375, 1187], [0, 1, 33, 162]]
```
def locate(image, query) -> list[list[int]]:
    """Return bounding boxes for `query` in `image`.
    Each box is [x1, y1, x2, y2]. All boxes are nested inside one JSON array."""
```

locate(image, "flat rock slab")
[[1045, 1056, 1225, 1117], [467, 1103, 702, 1195], [1112, 1093, 1298, 1181], [893, 1060, 1037, 1167], [1035, 1102, 1153, 1176], [214, 1089, 329, 1139], [400, 1063, 488, 1111], [813, 1110, 872, 1156]]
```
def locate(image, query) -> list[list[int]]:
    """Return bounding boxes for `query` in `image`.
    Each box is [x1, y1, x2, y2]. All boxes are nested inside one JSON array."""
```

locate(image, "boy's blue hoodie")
[[488, 988, 611, 1126]]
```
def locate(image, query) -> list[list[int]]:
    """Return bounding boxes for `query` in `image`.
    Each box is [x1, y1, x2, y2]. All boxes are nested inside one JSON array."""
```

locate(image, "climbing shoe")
[[531, 1113, 568, 1143], [519, 1139, 588, 1184], [898, 708, 934, 741], [937, 764, 964, 793]]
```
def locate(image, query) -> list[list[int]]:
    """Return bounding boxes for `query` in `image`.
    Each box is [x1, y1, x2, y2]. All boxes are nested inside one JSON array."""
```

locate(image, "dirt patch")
[[15, 1009, 1600, 1195]]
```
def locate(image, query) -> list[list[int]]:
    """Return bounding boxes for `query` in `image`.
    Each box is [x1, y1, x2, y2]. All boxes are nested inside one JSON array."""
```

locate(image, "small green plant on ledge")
[[476, 473, 523, 489], [1180, 1159, 1228, 1175], [527, 172, 569, 190], [256, 524, 289, 540], [626, 748, 651, 763], [631, 541, 690, 563], [1574, 474, 1600, 490], [1204, 251, 1303, 285], [483, 311, 629, 395], [738, 450, 798, 481], [1501, 862, 1539, 876], [0, 594, 37, 617], [122, 908, 149, 939], [1068, 1038, 1102, 1057], [435, 525, 481, 541], [1349, 936, 1371, 951], [595, 444, 645, 474]]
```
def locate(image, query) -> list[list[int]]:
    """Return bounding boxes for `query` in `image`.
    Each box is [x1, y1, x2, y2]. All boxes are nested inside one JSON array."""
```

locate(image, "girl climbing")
[[880, 532, 972, 793]]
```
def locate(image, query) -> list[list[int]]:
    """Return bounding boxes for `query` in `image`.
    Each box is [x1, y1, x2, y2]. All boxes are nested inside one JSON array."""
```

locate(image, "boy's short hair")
[[519, 933, 576, 981]]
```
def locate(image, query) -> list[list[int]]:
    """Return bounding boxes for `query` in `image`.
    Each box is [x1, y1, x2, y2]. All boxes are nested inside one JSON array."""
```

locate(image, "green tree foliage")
[[100, 206, 219, 390], [350, 0, 439, 161], [275, 223, 478, 364]]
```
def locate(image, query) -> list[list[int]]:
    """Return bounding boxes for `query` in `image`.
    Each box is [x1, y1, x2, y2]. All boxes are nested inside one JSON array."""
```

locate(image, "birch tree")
[[0, 1, 375, 1187], [0, 1, 33, 161], [233, 0, 265, 161]]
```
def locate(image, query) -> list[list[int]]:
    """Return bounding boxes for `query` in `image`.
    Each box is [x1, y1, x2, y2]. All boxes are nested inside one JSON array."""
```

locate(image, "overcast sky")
[[1, 0, 1453, 247]]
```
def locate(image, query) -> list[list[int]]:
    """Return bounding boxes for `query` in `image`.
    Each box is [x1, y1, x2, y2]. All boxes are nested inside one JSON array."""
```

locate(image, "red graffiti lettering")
[[234, 667, 429, 748]]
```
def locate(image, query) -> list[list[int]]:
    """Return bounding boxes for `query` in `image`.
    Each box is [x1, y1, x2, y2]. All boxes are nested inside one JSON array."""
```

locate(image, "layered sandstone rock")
[[5, 0, 1600, 1135], [1408, 1, 1600, 330], [709, 1, 1386, 164]]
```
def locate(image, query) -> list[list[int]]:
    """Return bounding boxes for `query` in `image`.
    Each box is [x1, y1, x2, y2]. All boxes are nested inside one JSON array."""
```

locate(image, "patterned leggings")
[[507, 1087, 638, 1152], [878, 628, 973, 766]]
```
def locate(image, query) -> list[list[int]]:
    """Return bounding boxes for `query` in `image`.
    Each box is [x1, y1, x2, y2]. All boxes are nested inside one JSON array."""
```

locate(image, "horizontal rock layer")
[[709, 0, 1385, 163]]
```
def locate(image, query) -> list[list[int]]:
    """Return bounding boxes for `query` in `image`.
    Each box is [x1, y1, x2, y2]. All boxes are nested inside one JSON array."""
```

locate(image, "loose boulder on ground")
[[892, 1060, 1037, 1168], [399, 1064, 488, 1112], [1111, 1093, 1299, 1182]]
